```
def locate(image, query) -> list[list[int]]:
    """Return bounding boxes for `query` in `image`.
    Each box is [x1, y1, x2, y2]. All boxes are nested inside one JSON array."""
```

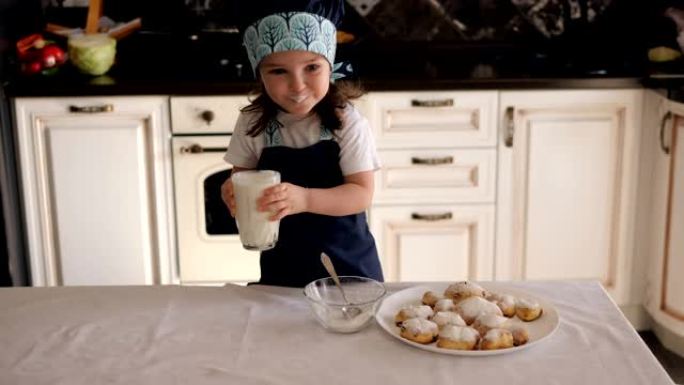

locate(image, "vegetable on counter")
[[16, 34, 67, 75]]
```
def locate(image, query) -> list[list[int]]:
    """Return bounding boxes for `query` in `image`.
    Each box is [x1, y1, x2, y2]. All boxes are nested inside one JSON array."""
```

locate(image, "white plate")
[[375, 282, 560, 356]]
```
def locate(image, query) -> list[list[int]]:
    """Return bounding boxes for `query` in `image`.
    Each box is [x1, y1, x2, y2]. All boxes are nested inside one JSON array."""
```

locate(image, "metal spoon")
[[320, 252, 362, 319]]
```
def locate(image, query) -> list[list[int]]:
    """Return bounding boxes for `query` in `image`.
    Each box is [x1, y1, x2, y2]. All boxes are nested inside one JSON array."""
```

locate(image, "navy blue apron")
[[254, 121, 384, 287]]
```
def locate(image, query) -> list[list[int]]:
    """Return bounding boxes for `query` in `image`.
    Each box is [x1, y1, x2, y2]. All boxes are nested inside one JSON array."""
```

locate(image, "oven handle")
[[180, 144, 228, 154]]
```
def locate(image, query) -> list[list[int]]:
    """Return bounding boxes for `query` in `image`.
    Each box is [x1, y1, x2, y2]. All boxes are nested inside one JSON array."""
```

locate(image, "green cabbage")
[[68, 34, 116, 76]]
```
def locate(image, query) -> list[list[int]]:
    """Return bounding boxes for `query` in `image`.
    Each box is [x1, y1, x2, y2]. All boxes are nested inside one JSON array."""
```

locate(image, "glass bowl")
[[304, 276, 386, 333]]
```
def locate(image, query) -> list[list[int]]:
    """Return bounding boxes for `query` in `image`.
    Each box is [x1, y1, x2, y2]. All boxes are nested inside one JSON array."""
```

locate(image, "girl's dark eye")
[[306, 64, 321, 72], [268, 68, 287, 75]]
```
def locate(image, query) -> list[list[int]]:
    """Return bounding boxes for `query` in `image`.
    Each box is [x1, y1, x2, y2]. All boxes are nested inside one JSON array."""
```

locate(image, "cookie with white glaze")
[[508, 325, 529, 346], [444, 281, 486, 303], [432, 311, 466, 329], [516, 298, 543, 322], [455, 296, 503, 325], [400, 318, 439, 344], [436, 325, 480, 350], [433, 298, 456, 312], [421, 291, 441, 307], [395, 305, 433, 326], [486, 292, 517, 318], [471, 313, 510, 336], [479, 328, 514, 350]]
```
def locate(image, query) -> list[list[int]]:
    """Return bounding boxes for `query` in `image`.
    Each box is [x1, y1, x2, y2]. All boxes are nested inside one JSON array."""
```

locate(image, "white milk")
[[232, 170, 281, 250]]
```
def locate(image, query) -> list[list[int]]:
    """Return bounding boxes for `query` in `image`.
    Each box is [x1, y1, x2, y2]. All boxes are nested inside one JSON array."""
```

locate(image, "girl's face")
[[258, 51, 331, 118]]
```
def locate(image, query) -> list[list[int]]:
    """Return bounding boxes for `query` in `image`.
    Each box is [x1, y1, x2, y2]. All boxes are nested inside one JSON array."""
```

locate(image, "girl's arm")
[[308, 171, 374, 216], [258, 171, 374, 220]]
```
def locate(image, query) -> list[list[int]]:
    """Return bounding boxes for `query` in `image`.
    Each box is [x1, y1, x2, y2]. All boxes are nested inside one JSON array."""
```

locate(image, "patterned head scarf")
[[239, 0, 347, 79]]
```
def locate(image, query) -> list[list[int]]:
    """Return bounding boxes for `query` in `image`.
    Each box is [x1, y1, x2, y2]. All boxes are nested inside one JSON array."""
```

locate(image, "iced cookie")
[[444, 281, 486, 303], [436, 325, 480, 350], [516, 298, 543, 322], [400, 318, 439, 344]]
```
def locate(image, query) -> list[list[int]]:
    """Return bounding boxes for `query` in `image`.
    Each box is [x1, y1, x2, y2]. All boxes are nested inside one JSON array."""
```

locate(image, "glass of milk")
[[231, 170, 281, 251]]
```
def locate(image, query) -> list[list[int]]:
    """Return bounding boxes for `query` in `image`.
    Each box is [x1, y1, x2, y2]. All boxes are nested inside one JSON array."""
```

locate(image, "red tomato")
[[40, 44, 66, 68], [22, 61, 42, 75]]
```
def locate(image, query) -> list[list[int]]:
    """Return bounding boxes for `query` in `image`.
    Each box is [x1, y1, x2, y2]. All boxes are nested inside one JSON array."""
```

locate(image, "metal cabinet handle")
[[504, 106, 515, 147], [411, 156, 453, 165], [180, 144, 228, 154], [69, 104, 114, 113], [411, 99, 454, 107], [660, 111, 672, 155], [411, 212, 453, 221]]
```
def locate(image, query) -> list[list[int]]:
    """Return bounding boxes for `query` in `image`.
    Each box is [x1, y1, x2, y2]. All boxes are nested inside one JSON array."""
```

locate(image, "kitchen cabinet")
[[495, 90, 643, 309], [14, 97, 176, 286], [370, 205, 494, 282], [366, 91, 498, 282], [643, 90, 684, 356]]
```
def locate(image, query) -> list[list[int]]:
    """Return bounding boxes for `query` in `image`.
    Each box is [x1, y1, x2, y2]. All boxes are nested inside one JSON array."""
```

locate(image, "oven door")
[[172, 135, 260, 284]]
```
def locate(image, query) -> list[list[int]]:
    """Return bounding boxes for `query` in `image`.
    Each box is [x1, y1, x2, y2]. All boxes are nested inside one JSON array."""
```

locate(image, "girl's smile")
[[287, 94, 309, 104], [259, 51, 331, 117]]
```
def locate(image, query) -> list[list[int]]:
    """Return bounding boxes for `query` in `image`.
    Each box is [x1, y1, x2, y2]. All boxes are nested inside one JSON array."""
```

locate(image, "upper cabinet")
[[14, 97, 176, 286], [496, 90, 643, 306]]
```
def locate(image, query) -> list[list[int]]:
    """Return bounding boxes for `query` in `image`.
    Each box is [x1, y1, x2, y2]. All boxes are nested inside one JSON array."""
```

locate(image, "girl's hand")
[[220, 177, 236, 217], [257, 182, 309, 221]]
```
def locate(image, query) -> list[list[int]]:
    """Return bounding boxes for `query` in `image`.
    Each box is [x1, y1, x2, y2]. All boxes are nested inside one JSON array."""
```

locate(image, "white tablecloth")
[[0, 281, 674, 385]]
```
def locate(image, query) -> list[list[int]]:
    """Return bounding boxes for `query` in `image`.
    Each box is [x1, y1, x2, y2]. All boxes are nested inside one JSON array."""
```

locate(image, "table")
[[0, 281, 674, 384]]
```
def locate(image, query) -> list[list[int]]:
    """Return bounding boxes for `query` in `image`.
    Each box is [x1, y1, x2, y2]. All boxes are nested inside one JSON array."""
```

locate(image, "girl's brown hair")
[[241, 80, 365, 137]]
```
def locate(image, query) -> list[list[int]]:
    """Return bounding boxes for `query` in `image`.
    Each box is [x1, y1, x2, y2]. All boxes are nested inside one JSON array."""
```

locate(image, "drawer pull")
[[411, 156, 453, 165], [69, 104, 114, 113], [411, 212, 453, 221], [180, 144, 228, 154], [200, 110, 215, 124], [504, 106, 515, 147], [411, 99, 454, 108], [660, 111, 672, 155]]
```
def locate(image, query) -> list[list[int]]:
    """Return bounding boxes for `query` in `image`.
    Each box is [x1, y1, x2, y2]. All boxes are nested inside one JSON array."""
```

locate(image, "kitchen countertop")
[[5, 69, 645, 97], [0, 280, 674, 384], [4, 36, 649, 97]]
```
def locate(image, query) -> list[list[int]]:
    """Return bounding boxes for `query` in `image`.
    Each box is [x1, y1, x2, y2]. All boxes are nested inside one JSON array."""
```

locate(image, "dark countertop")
[[2, 35, 654, 97], [5, 71, 645, 98]]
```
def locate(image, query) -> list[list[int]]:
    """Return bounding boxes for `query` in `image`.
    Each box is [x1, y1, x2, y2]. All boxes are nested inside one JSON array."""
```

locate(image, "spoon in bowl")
[[320, 252, 362, 319]]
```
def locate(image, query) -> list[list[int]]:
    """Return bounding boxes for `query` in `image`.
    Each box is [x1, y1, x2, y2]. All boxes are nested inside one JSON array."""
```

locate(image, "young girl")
[[221, 1, 384, 287]]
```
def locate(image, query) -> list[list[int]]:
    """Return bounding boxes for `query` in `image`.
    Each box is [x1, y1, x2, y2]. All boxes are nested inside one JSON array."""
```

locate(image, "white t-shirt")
[[224, 103, 380, 176]]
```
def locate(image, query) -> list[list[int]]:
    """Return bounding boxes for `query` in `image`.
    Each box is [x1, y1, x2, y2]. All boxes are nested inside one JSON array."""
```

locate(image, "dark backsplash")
[[2, 0, 682, 84], [35, 0, 662, 42]]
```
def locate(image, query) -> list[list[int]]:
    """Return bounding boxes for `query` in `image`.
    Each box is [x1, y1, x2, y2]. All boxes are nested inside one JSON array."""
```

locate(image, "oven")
[[170, 96, 260, 284]]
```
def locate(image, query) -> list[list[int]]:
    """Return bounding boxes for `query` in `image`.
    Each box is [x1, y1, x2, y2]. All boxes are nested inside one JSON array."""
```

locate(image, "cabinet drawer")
[[369, 204, 495, 282], [368, 91, 498, 148], [171, 96, 249, 134], [375, 149, 496, 204]]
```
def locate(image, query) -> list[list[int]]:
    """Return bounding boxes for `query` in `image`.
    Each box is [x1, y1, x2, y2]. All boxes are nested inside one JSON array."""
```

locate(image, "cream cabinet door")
[[14, 97, 176, 286], [661, 114, 684, 322], [644, 95, 684, 346], [496, 90, 642, 305], [370, 205, 494, 282]]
